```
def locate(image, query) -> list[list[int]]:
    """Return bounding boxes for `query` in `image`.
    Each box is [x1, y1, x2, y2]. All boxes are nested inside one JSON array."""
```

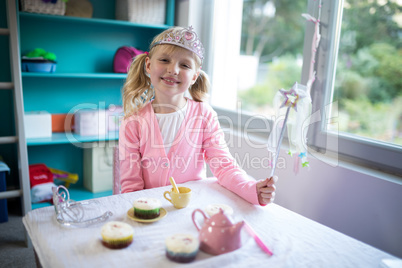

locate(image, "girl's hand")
[[256, 176, 277, 206]]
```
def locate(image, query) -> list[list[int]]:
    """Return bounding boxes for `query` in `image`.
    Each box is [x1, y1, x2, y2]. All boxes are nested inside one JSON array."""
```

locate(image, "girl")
[[119, 26, 276, 205]]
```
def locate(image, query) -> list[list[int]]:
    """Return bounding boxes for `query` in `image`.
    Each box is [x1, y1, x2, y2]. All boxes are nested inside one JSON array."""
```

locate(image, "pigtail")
[[189, 70, 210, 102], [122, 53, 153, 118]]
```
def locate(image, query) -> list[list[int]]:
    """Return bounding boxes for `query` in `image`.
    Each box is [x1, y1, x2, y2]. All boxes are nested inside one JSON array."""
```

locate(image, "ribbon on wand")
[[267, 82, 312, 177], [267, 1, 322, 177]]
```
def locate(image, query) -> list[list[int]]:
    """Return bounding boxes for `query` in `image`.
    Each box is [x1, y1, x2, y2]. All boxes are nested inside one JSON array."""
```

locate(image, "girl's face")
[[145, 45, 199, 102]]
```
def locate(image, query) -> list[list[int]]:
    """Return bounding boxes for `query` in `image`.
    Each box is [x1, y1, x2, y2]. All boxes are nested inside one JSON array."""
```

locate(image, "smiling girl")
[[119, 26, 276, 205]]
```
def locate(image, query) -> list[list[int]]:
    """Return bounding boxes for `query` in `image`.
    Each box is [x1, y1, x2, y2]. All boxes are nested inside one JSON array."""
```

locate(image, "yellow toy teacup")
[[163, 186, 192, 209]]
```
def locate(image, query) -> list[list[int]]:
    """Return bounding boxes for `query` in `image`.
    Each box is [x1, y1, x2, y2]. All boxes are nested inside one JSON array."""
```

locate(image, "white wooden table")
[[23, 178, 398, 268]]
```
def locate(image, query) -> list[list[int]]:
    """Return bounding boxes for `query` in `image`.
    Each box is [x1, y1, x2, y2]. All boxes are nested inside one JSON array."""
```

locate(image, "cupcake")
[[204, 204, 234, 217], [165, 234, 199, 263], [101, 221, 134, 249], [133, 197, 161, 219]]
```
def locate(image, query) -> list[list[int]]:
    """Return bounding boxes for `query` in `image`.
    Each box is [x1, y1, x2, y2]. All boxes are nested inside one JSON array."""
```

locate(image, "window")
[[330, 0, 402, 147], [206, 0, 402, 175], [308, 0, 402, 174], [210, 0, 307, 116]]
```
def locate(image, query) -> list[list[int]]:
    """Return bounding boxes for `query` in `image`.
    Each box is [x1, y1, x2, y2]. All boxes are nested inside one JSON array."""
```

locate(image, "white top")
[[155, 101, 188, 154], [133, 197, 161, 210], [165, 234, 199, 253], [101, 221, 133, 239]]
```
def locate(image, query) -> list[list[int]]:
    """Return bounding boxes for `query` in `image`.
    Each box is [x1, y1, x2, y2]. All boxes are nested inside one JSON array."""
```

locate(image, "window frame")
[[304, 0, 402, 176]]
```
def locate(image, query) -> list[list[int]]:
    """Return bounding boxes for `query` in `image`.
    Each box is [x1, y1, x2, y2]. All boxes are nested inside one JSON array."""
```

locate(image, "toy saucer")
[[127, 207, 167, 223]]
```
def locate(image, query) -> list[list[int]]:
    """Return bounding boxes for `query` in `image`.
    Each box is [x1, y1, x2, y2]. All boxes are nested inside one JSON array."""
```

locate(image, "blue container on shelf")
[[22, 59, 57, 73], [0, 161, 10, 223]]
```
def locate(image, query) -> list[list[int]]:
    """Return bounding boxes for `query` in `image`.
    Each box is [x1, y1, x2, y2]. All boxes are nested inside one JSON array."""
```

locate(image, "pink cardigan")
[[119, 99, 260, 205]]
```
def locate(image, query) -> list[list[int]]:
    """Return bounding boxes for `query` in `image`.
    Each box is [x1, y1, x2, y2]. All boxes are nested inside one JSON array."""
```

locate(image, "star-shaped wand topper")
[[279, 82, 307, 112]]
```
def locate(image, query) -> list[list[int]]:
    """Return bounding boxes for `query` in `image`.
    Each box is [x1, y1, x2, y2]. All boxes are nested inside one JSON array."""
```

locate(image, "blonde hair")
[[122, 27, 210, 118]]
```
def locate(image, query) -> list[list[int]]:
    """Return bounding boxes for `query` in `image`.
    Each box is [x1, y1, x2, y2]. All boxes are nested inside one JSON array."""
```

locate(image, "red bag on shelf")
[[29, 164, 54, 188], [113, 46, 144, 73]]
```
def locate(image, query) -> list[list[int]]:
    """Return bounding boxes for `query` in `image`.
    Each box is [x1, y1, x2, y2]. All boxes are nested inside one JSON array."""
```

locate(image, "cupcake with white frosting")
[[101, 221, 134, 249], [204, 204, 234, 217], [133, 197, 161, 219], [165, 234, 199, 263]]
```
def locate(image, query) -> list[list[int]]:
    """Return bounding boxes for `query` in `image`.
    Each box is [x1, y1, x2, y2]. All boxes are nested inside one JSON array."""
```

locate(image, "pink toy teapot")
[[192, 208, 244, 255]]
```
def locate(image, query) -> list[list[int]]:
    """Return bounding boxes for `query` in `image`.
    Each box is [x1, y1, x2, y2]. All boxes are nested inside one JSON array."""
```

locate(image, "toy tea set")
[[52, 177, 272, 263]]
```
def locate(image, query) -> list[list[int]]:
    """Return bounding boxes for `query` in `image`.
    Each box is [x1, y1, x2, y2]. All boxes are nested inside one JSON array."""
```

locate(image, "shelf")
[[32, 187, 113, 210], [21, 72, 127, 79], [27, 131, 119, 146], [19, 12, 171, 30], [13, 0, 176, 214]]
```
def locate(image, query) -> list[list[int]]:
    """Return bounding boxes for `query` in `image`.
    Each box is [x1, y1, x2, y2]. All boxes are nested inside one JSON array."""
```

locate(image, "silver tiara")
[[151, 26, 204, 60]]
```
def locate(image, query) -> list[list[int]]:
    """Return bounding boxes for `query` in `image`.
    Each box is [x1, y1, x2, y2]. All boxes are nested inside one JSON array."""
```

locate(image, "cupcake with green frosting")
[[133, 197, 161, 219]]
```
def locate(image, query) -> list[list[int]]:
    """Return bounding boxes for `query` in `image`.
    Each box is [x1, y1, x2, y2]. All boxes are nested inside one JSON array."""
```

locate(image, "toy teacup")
[[163, 186, 192, 209]]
